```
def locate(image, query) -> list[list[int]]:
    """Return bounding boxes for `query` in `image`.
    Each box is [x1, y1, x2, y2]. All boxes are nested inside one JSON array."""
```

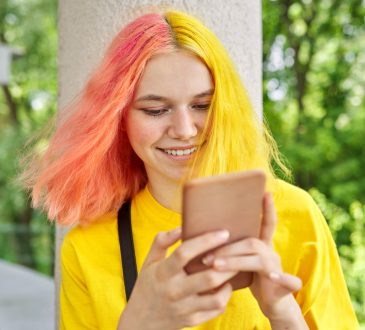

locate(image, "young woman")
[[24, 10, 358, 330]]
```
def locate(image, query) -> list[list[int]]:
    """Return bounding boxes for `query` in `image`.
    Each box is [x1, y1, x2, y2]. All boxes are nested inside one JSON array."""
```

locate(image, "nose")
[[167, 108, 198, 140]]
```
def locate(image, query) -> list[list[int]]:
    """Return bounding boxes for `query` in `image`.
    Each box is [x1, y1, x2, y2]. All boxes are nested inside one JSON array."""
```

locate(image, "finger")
[[260, 193, 277, 245], [212, 255, 266, 273], [164, 230, 230, 275], [182, 308, 226, 328], [179, 282, 232, 316], [168, 269, 236, 300], [202, 237, 267, 264], [142, 227, 182, 268], [211, 249, 280, 276], [269, 272, 302, 292]]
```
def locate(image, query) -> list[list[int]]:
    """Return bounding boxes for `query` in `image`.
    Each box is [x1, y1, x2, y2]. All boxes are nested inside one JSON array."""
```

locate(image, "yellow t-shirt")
[[59, 180, 358, 329]]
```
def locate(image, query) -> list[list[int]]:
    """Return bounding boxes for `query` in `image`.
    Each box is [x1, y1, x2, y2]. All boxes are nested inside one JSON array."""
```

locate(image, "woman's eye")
[[192, 103, 211, 111], [141, 109, 169, 117]]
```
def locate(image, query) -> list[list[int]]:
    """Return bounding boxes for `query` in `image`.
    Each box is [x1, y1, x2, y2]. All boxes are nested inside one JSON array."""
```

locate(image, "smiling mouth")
[[158, 146, 198, 156]]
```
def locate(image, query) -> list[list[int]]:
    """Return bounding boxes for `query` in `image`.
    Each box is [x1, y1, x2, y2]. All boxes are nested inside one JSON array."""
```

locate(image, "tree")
[[263, 0, 365, 324], [0, 0, 57, 275]]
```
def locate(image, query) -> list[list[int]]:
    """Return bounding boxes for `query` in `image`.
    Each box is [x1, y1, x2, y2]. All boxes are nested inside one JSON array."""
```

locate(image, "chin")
[[164, 168, 190, 183]]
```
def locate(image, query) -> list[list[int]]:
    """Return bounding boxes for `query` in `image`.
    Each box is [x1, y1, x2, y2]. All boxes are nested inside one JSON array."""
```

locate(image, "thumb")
[[142, 227, 182, 268], [269, 272, 303, 293], [260, 192, 277, 246]]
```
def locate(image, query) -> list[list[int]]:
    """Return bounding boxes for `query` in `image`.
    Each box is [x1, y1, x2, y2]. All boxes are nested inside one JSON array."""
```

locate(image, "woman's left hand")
[[203, 193, 304, 322]]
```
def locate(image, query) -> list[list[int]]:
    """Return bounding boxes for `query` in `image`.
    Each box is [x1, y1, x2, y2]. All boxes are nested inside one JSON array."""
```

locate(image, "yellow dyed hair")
[[165, 11, 290, 182]]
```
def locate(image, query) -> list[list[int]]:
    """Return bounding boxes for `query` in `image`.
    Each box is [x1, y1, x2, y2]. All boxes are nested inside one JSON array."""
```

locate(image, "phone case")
[[182, 169, 266, 290]]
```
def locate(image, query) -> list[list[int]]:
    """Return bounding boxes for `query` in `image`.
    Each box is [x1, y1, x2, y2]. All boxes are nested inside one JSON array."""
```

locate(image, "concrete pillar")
[[57, 0, 262, 327], [0, 44, 12, 85], [0, 44, 23, 85]]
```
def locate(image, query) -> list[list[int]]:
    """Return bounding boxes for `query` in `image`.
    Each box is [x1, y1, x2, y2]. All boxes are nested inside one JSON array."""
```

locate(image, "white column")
[[0, 44, 12, 85], [57, 0, 262, 327]]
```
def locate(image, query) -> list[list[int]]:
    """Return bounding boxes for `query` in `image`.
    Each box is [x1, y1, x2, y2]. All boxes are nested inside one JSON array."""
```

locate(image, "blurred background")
[[0, 0, 364, 326]]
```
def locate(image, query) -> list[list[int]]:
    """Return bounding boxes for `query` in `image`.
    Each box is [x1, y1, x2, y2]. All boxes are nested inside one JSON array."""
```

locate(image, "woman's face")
[[126, 51, 213, 185]]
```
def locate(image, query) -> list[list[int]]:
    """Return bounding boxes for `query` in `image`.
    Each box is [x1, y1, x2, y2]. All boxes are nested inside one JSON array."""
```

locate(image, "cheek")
[[128, 130, 150, 151], [196, 111, 210, 133], [126, 116, 162, 151]]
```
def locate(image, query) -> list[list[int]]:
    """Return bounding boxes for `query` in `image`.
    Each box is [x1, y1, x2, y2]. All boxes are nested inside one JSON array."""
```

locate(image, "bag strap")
[[117, 200, 138, 301]]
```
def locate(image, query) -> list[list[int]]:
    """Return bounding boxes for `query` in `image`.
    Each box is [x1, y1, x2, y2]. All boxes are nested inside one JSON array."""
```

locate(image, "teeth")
[[163, 147, 197, 156]]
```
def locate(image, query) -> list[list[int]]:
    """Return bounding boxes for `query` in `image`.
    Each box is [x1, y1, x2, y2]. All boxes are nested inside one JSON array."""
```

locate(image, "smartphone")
[[182, 169, 266, 290]]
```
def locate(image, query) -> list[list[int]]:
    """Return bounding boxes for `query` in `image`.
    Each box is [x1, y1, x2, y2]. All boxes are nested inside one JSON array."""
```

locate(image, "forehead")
[[134, 51, 213, 99]]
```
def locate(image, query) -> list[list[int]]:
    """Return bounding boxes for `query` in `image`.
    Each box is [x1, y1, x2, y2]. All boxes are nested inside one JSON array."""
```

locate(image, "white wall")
[[57, 0, 262, 327]]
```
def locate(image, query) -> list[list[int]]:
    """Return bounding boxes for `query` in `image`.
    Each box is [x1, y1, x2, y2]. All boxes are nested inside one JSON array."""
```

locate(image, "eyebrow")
[[134, 89, 214, 102]]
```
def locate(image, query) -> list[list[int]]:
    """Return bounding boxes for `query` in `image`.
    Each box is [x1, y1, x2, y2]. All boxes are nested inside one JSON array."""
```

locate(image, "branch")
[[282, 0, 316, 114], [2, 85, 19, 125], [0, 27, 20, 126]]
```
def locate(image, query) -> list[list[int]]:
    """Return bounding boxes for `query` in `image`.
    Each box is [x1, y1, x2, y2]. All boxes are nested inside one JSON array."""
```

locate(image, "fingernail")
[[202, 254, 214, 266], [269, 272, 280, 280], [214, 258, 226, 269], [216, 230, 230, 241]]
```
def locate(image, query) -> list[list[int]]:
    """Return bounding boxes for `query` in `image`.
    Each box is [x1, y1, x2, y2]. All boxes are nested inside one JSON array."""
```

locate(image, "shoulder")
[[272, 179, 321, 220], [271, 179, 328, 242], [272, 179, 316, 208], [61, 213, 118, 260]]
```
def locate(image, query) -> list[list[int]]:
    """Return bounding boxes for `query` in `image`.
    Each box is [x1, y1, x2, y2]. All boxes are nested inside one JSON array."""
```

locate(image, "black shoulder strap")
[[117, 200, 138, 301]]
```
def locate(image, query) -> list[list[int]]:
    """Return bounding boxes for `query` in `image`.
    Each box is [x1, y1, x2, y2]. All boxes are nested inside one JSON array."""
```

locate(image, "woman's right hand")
[[117, 228, 237, 330]]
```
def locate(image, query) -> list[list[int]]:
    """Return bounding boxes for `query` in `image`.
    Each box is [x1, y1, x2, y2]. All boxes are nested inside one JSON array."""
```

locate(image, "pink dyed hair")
[[26, 13, 176, 225]]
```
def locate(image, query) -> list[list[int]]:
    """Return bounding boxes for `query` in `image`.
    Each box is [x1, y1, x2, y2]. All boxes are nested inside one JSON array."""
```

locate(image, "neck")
[[147, 179, 183, 213]]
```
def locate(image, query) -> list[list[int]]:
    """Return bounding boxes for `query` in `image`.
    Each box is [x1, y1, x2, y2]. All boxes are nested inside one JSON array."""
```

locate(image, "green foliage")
[[263, 0, 365, 323], [0, 0, 57, 275]]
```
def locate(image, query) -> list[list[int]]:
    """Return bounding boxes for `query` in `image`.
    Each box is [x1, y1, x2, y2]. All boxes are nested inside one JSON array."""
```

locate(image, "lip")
[[157, 145, 197, 151]]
